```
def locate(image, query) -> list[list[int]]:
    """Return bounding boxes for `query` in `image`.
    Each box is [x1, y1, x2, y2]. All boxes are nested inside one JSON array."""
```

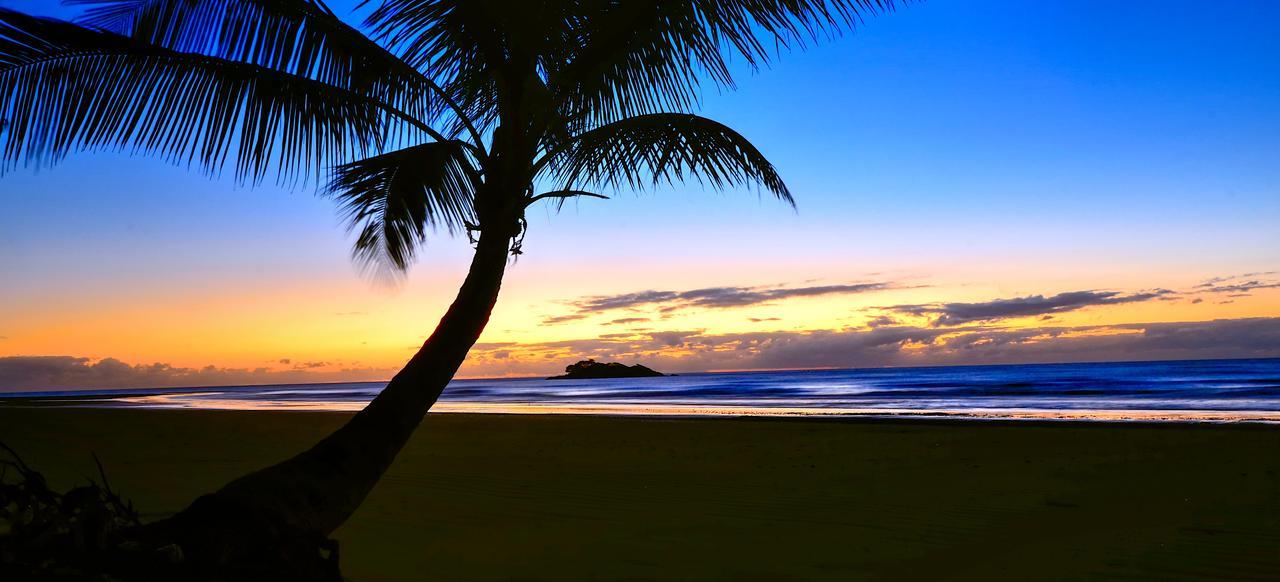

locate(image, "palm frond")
[[527, 189, 609, 212], [328, 140, 478, 273], [65, 0, 444, 138], [362, 0, 507, 139], [0, 9, 384, 183], [541, 113, 792, 206], [528, 189, 609, 204], [548, 1, 897, 128]]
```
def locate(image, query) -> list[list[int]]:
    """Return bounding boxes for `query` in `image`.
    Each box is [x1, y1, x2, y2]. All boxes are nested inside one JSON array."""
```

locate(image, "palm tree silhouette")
[[0, 0, 894, 569]]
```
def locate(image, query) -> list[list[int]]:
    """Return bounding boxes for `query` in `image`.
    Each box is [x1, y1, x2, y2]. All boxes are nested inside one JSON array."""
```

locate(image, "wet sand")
[[0, 408, 1276, 580]]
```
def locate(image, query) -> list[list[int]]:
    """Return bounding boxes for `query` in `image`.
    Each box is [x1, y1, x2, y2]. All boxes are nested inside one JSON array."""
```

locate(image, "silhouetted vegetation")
[[0, 443, 342, 581], [549, 359, 666, 379], [0, 0, 896, 577]]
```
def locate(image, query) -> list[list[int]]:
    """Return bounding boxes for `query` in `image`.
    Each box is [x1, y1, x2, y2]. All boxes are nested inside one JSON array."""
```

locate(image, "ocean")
[[4, 358, 1279, 422]]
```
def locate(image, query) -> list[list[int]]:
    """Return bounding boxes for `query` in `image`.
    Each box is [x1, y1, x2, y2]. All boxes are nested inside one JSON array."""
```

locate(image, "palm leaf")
[[541, 113, 792, 206], [361, 0, 513, 140], [0, 9, 384, 183], [547, 1, 897, 128], [65, 0, 445, 138], [364, 1, 894, 151], [328, 140, 479, 273]]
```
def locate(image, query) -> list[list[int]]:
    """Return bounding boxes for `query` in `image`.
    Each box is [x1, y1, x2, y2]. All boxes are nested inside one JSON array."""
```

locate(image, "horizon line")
[[2, 355, 1277, 396]]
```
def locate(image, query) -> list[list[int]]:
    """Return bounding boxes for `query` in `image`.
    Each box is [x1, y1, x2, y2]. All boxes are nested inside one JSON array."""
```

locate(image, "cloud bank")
[[0, 356, 393, 393], [465, 317, 1280, 376], [4, 318, 1277, 391]]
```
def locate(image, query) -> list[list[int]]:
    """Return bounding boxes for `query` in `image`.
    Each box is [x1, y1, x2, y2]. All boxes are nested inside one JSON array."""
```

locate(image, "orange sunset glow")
[[1, 2, 1279, 580], [3, 258, 1277, 387]]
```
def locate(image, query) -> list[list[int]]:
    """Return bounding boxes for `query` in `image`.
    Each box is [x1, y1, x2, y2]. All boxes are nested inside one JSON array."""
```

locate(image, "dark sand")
[[0, 408, 1276, 580]]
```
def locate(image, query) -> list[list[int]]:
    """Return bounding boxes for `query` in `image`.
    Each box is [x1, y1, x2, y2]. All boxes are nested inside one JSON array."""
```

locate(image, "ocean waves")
[[3, 358, 1278, 421]]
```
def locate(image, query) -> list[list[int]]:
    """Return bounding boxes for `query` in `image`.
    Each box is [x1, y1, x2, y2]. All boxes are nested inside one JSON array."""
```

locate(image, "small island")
[[548, 359, 667, 380]]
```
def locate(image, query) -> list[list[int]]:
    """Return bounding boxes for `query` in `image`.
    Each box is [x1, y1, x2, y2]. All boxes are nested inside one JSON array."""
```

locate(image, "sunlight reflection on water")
[[108, 394, 1280, 423]]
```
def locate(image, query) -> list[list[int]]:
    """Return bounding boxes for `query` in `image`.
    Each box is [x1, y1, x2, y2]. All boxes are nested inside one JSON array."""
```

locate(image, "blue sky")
[[3, 1, 1276, 276]]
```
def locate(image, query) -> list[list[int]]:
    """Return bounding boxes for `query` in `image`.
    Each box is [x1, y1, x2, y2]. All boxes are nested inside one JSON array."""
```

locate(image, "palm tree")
[[0, 0, 895, 568]]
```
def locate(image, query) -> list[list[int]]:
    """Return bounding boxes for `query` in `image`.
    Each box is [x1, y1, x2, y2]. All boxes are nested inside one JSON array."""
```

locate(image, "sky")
[[1, 0, 1278, 390]]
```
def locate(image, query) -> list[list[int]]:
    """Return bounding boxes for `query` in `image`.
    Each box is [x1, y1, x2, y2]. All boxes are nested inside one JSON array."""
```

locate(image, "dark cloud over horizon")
[[0, 356, 392, 393]]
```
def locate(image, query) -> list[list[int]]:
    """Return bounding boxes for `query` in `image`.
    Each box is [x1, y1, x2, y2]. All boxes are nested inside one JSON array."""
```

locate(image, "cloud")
[[604, 317, 650, 326], [0, 356, 393, 393], [887, 289, 1174, 326], [748, 317, 781, 323], [865, 315, 898, 328], [541, 313, 588, 325], [1196, 272, 1277, 287], [650, 330, 705, 347], [579, 290, 681, 312], [1194, 272, 1280, 296], [461, 317, 1280, 377], [1199, 280, 1280, 294], [552, 282, 895, 320]]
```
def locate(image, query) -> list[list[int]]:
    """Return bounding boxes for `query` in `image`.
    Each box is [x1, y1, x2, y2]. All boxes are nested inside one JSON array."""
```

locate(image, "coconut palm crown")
[[0, 0, 901, 270], [0, 0, 895, 571]]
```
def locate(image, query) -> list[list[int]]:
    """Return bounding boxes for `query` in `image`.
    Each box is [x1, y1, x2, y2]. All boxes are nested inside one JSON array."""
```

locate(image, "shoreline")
[[3, 394, 1279, 424]]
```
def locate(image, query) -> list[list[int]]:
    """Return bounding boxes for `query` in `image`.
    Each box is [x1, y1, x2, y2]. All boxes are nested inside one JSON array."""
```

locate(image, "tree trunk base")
[[137, 494, 344, 581], [2, 444, 342, 581]]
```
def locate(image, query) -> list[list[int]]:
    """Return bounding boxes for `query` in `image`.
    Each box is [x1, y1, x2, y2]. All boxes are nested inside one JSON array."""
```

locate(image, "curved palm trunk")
[[151, 225, 514, 562]]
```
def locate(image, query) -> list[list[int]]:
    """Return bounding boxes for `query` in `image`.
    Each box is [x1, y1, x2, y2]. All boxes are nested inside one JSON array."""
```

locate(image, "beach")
[[1, 408, 1276, 580]]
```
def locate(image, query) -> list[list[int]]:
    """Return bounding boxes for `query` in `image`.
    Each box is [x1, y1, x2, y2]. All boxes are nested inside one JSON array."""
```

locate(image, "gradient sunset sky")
[[1, 0, 1278, 390]]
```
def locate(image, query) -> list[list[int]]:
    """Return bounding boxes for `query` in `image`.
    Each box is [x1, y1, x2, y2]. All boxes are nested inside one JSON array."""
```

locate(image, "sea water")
[[5, 358, 1279, 422]]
